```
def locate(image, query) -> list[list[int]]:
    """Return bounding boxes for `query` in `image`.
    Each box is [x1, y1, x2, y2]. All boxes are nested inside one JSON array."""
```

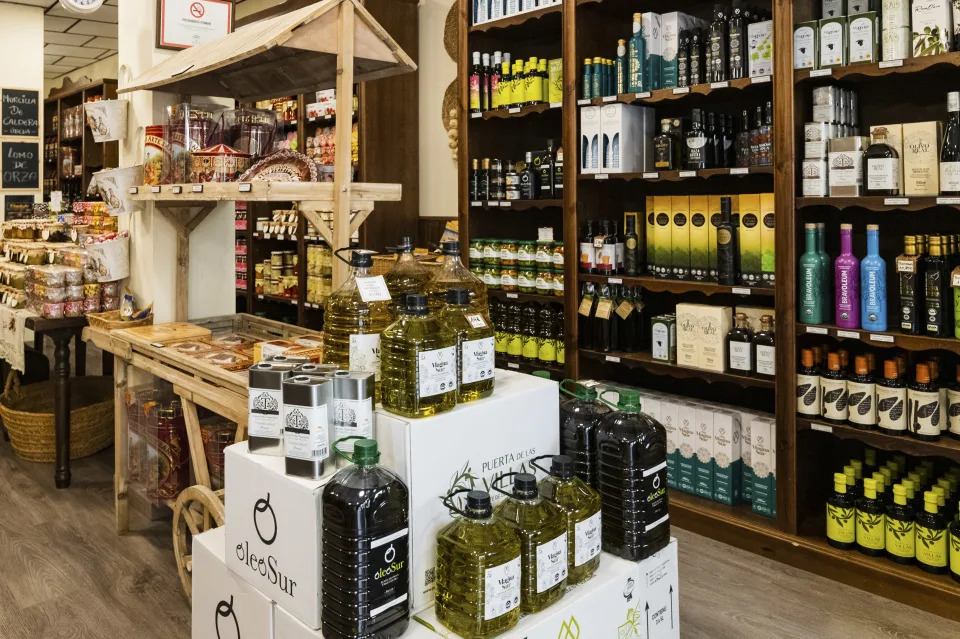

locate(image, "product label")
[[951, 532, 960, 578], [538, 338, 557, 362], [847, 380, 877, 426], [729, 342, 752, 372], [826, 504, 855, 544], [597, 245, 616, 272], [417, 346, 457, 398], [522, 336, 539, 359], [948, 388, 960, 435], [867, 158, 900, 191], [356, 275, 392, 302], [615, 300, 634, 320], [248, 387, 283, 438], [333, 397, 374, 442], [876, 385, 907, 431], [755, 345, 775, 376], [642, 461, 670, 531], [283, 403, 329, 461], [829, 152, 863, 186], [462, 336, 495, 384], [574, 511, 602, 566], [465, 313, 488, 329], [369, 528, 409, 619], [856, 510, 885, 550], [350, 333, 382, 382], [821, 377, 848, 421], [941, 162, 960, 192], [594, 298, 613, 320], [484, 556, 522, 620], [685, 136, 707, 165], [652, 322, 671, 361], [916, 524, 948, 568], [794, 26, 816, 69], [579, 242, 596, 269], [535, 532, 568, 593], [849, 17, 875, 63], [886, 517, 915, 558], [796, 373, 821, 415], [908, 388, 940, 436], [820, 22, 844, 66]]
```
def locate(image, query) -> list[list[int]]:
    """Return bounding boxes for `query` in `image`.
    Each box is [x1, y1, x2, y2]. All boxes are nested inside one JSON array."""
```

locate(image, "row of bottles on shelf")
[[825, 447, 960, 581], [654, 104, 773, 171], [797, 345, 960, 441], [490, 299, 565, 366], [577, 283, 646, 354], [726, 311, 776, 379], [469, 51, 562, 113], [469, 139, 563, 201]]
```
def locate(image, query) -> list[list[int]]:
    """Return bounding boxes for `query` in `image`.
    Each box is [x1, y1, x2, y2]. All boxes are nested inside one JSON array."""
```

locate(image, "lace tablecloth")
[[0, 306, 35, 372]]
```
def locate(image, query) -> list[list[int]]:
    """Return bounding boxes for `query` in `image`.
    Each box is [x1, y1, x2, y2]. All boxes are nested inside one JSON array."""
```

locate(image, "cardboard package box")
[[600, 103, 655, 173], [580, 106, 601, 174], [677, 402, 698, 494]]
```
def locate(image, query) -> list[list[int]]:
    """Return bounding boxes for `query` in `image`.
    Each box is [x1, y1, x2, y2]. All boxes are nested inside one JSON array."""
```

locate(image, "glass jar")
[[552, 243, 564, 268], [517, 241, 536, 267], [500, 266, 519, 291], [483, 239, 501, 267], [469, 238, 484, 262], [553, 269, 564, 296], [486, 266, 502, 290], [518, 267, 536, 293], [500, 240, 518, 266], [536, 240, 554, 269], [470, 263, 485, 280], [536, 269, 553, 295]]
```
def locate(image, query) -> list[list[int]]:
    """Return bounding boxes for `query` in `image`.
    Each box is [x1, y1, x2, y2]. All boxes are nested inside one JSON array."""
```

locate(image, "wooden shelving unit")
[[578, 165, 774, 181], [579, 273, 774, 297], [580, 349, 775, 389], [797, 196, 960, 212], [794, 50, 960, 83], [469, 199, 563, 210], [488, 289, 563, 305], [796, 323, 960, 354], [797, 418, 960, 464]]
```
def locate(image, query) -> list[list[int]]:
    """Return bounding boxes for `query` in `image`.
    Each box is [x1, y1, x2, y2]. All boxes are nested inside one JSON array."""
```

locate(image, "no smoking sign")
[[190, 2, 205, 17]]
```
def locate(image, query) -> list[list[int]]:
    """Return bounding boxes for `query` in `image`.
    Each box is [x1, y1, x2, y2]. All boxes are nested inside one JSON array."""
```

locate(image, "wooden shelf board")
[[579, 273, 774, 297], [495, 355, 563, 376], [579, 348, 775, 389], [469, 198, 563, 211], [795, 51, 960, 83], [256, 294, 298, 306], [489, 289, 565, 305], [471, 101, 561, 120], [796, 323, 960, 354], [469, 3, 561, 33], [797, 417, 960, 464], [577, 75, 771, 108], [796, 196, 960, 212], [669, 489, 777, 533], [579, 165, 774, 182], [128, 181, 401, 206]]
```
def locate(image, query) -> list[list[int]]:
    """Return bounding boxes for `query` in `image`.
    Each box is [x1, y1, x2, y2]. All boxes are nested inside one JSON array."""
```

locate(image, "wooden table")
[[24, 315, 88, 489]]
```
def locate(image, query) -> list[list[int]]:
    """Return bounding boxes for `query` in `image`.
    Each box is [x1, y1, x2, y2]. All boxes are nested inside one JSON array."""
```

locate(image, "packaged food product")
[[41, 302, 65, 319], [66, 284, 84, 301], [64, 299, 83, 317], [102, 295, 120, 311], [64, 267, 83, 286], [82, 295, 101, 313], [27, 265, 66, 287], [101, 281, 120, 297], [41, 286, 67, 303], [83, 282, 101, 297]]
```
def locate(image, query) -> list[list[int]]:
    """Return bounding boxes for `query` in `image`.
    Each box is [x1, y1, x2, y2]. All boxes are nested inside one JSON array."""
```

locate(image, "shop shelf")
[[579, 273, 774, 297], [578, 165, 774, 182], [579, 348, 775, 389], [468, 3, 562, 33], [796, 196, 960, 212], [794, 51, 960, 84], [796, 323, 960, 354], [256, 294, 298, 306], [489, 289, 564, 305], [669, 489, 777, 534], [797, 417, 960, 464], [469, 198, 563, 210], [252, 231, 297, 241], [495, 355, 563, 376], [577, 75, 771, 108], [472, 101, 561, 120]]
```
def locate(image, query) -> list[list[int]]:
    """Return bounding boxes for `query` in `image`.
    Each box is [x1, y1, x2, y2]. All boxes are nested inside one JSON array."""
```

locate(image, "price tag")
[[679, 170, 697, 178], [710, 81, 729, 89], [506, 293, 518, 299], [291, 235, 297, 241], [615, 300, 634, 320], [605, 355, 621, 363], [308, 117, 316, 122], [193, 184, 203, 193], [470, 201, 482, 206], [471, 112, 482, 118], [879, 59, 904, 68], [577, 99, 591, 106], [731, 287, 751, 295], [500, 201, 511, 207], [672, 87, 690, 94], [356, 275, 392, 302], [884, 197, 909, 206], [465, 313, 489, 329], [172, 186, 182, 194], [937, 197, 960, 205], [954, 271, 960, 286], [128, 186, 138, 194], [595, 298, 614, 319], [264, 233, 272, 239], [869, 333, 895, 343], [602, 95, 617, 102], [257, 295, 264, 300], [508, 362, 520, 369], [805, 326, 828, 335], [487, 200, 499, 207], [595, 174, 609, 180], [238, 183, 252, 193], [811, 422, 833, 433], [578, 298, 593, 316], [325, 114, 333, 120], [151, 185, 161, 193], [729, 167, 749, 175], [635, 92, 651, 99], [609, 278, 623, 284], [896, 260, 915, 273], [751, 75, 771, 84], [537, 227, 554, 241], [810, 68, 833, 77], [550, 101, 562, 109], [642, 172, 660, 179], [837, 330, 861, 339], [508, 107, 521, 114]]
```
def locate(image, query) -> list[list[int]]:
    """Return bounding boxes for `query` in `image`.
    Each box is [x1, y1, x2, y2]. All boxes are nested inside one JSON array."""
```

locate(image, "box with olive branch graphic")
[[694, 408, 714, 500], [712, 410, 742, 506], [749, 416, 777, 518], [912, 0, 953, 57], [659, 398, 681, 489], [677, 403, 698, 494]]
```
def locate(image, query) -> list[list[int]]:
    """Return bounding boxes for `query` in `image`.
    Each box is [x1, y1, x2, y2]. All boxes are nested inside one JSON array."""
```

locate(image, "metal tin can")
[[331, 370, 375, 469], [248, 361, 298, 455], [282, 374, 334, 479]]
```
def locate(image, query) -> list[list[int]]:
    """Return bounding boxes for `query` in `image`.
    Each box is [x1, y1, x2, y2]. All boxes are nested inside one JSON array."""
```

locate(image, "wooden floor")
[[2, 443, 960, 638]]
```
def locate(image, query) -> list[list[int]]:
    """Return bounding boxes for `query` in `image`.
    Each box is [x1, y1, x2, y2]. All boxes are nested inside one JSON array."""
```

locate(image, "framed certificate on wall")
[[157, 0, 233, 50]]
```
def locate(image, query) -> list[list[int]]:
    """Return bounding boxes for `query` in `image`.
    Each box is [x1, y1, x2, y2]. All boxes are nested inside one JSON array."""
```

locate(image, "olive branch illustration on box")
[[914, 26, 947, 57]]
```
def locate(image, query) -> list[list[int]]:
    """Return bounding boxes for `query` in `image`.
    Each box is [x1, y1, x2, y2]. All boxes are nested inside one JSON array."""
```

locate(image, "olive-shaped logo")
[[253, 493, 277, 545], [623, 577, 635, 602], [215, 596, 241, 639], [385, 544, 396, 563]]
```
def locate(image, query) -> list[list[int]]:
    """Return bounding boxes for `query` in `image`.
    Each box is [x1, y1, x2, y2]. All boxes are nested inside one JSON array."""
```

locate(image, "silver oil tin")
[[294, 363, 339, 375], [282, 374, 334, 479], [331, 371, 376, 468], [247, 361, 298, 455], [268, 355, 311, 365]]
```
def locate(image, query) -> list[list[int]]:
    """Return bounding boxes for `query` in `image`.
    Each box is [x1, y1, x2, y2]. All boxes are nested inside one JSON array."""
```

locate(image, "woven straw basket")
[[0, 375, 114, 462]]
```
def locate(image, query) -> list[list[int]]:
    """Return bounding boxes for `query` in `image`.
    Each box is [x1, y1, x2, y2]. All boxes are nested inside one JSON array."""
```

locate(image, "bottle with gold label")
[[885, 483, 916, 565], [440, 288, 495, 403], [916, 490, 949, 574], [856, 477, 885, 557], [827, 471, 856, 550]]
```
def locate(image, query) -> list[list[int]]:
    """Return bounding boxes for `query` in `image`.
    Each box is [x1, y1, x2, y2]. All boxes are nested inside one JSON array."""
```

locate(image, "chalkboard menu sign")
[[1, 88, 39, 137], [2, 142, 39, 189], [4, 194, 34, 220]]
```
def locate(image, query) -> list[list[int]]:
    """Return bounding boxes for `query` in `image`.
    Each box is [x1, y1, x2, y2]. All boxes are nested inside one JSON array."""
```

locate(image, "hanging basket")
[[84, 99, 129, 142], [0, 375, 114, 462]]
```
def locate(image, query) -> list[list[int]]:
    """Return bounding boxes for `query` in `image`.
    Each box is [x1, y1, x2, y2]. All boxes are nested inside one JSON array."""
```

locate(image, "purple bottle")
[[835, 223, 860, 328]]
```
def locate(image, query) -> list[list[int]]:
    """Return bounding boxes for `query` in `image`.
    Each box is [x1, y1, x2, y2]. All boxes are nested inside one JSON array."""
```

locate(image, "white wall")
[[418, 0, 457, 218], [0, 3, 44, 208], [45, 54, 118, 98]]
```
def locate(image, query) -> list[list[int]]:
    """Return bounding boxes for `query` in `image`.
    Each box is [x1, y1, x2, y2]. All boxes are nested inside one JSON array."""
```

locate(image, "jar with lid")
[[536, 241, 554, 268], [483, 239, 501, 267], [270, 251, 283, 267], [500, 266, 519, 291], [518, 267, 537, 293], [536, 269, 553, 295], [470, 263, 485, 281], [518, 241, 536, 267], [552, 243, 564, 268], [500, 240, 519, 266], [484, 266, 501, 290], [553, 269, 565, 296], [469, 239, 484, 263]]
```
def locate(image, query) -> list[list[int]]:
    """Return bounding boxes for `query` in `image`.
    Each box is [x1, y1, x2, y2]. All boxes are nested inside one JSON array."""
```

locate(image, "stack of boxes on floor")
[[191, 370, 681, 638]]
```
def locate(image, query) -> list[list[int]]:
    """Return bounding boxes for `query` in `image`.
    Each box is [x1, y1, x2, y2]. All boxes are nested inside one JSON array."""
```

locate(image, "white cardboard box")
[[600, 103, 655, 173], [580, 106, 601, 174], [225, 442, 334, 629], [192, 527, 275, 639], [377, 370, 560, 613], [413, 541, 680, 639]]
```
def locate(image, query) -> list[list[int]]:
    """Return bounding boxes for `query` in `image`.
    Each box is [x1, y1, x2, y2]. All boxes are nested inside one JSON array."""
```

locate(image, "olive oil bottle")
[[380, 294, 458, 418], [559, 380, 611, 487], [534, 454, 602, 585], [493, 473, 569, 613], [885, 483, 916, 565], [949, 502, 960, 583], [440, 289, 495, 403], [797, 348, 821, 417], [916, 491, 949, 574], [384, 237, 430, 311], [876, 359, 907, 435], [847, 355, 877, 430], [827, 472, 856, 550], [426, 241, 489, 314], [856, 477, 886, 557], [908, 362, 941, 442], [821, 352, 849, 424], [435, 489, 522, 638]]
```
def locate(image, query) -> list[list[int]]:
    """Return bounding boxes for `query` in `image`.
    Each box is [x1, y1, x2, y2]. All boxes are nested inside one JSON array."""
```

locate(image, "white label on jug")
[[283, 403, 329, 461], [350, 333, 382, 382], [333, 397, 374, 442], [418, 346, 457, 398], [535, 532, 568, 593], [462, 337, 495, 384], [484, 556, 521, 620], [356, 275, 392, 302], [465, 312, 488, 329], [574, 511, 602, 566], [248, 387, 283, 438]]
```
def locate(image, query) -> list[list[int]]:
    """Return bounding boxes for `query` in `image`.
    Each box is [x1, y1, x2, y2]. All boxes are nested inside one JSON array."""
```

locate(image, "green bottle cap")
[[618, 388, 641, 411], [893, 484, 907, 505], [843, 466, 856, 486], [872, 472, 886, 492], [864, 448, 876, 466], [902, 478, 916, 499], [924, 491, 939, 514], [863, 477, 877, 499], [833, 473, 846, 493], [532, 370, 551, 379], [353, 439, 380, 466], [933, 485, 946, 507], [850, 459, 863, 479]]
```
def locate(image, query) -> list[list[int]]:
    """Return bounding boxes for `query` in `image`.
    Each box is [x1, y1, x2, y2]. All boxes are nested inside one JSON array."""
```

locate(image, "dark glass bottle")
[[950, 508, 960, 584], [864, 126, 900, 196], [752, 314, 775, 380], [481, 53, 491, 112], [709, 4, 728, 82], [916, 490, 949, 574], [536, 305, 557, 365], [847, 355, 877, 430], [579, 220, 596, 274], [614, 285, 637, 352], [725, 312, 754, 375], [612, 220, 625, 275], [469, 158, 479, 201], [624, 215, 640, 276], [684, 109, 709, 170], [554, 144, 564, 198], [506, 301, 523, 361], [592, 284, 614, 352], [489, 158, 504, 200], [521, 303, 538, 362], [716, 196, 737, 285], [556, 309, 566, 366], [796, 348, 821, 417], [909, 363, 941, 442], [631, 287, 646, 350], [469, 51, 482, 114], [749, 106, 762, 167], [821, 352, 848, 424], [654, 118, 681, 170], [723, 114, 735, 168], [677, 30, 691, 88], [541, 139, 557, 198], [689, 29, 704, 85], [519, 152, 539, 200], [758, 102, 773, 166], [728, 0, 747, 79], [736, 109, 751, 168], [477, 158, 490, 201], [898, 236, 922, 335], [707, 112, 721, 169], [826, 471, 857, 550], [855, 477, 886, 557], [598, 220, 617, 275], [578, 282, 596, 350], [925, 236, 951, 338], [941, 91, 960, 196], [885, 484, 916, 565]]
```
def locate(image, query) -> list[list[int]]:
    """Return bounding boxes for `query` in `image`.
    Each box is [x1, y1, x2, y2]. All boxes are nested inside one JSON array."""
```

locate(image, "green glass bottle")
[[627, 13, 646, 92], [885, 483, 916, 565], [827, 472, 856, 550], [494, 473, 569, 614], [581, 58, 593, 100], [855, 477, 885, 557], [917, 490, 949, 574], [817, 222, 832, 323], [380, 294, 458, 418], [435, 490, 522, 638], [535, 454, 602, 585], [439, 288, 495, 403], [798, 223, 824, 324], [949, 501, 960, 583]]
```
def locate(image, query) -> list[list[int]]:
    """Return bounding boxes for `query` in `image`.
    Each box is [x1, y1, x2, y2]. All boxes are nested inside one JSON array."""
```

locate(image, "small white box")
[[748, 20, 774, 77], [749, 416, 777, 518], [802, 160, 829, 197], [883, 26, 911, 60], [413, 542, 680, 639], [580, 106, 601, 174], [912, 0, 952, 55], [225, 442, 334, 629], [675, 303, 699, 369], [600, 103, 655, 173], [377, 370, 559, 613], [643, 12, 664, 91], [660, 12, 699, 88], [660, 399, 681, 489], [712, 410, 742, 505], [882, 0, 910, 29], [193, 527, 275, 639]]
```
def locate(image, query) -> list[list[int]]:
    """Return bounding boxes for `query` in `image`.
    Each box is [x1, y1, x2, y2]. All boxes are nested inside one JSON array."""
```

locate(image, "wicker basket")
[[0, 375, 115, 462], [86, 310, 154, 331], [371, 253, 443, 276]]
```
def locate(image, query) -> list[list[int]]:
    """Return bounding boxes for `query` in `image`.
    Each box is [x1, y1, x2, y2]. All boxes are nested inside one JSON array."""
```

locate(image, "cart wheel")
[[172, 485, 226, 600]]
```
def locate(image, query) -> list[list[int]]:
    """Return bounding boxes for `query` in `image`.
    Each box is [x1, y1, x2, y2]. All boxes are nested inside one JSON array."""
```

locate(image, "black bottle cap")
[[351, 250, 373, 267], [466, 490, 492, 518], [441, 241, 460, 255], [550, 455, 574, 479], [447, 288, 471, 305], [397, 236, 414, 252], [405, 293, 429, 315], [512, 473, 539, 499]]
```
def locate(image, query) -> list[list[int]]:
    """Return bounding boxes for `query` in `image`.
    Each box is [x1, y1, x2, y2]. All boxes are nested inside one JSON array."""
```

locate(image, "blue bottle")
[[861, 224, 887, 332]]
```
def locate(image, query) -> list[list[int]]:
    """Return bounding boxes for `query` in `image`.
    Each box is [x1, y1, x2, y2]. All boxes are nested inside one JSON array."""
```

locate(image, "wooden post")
[[114, 357, 129, 534], [159, 205, 215, 322], [332, 0, 356, 288], [180, 396, 212, 490]]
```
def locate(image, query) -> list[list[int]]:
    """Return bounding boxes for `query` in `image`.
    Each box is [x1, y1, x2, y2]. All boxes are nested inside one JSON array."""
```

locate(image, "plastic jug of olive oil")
[[321, 438, 409, 638], [380, 293, 458, 418], [323, 248, 393, 402], [533, 454, 602, 585], [435, 489, 522, 638], [493, 473, 568, 613], [384, 236, 430, 311], [425, 241, 489, 314], [559, 380, 612, 488], [440, 288, 496, 403], [597, 388, 670, 560]]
